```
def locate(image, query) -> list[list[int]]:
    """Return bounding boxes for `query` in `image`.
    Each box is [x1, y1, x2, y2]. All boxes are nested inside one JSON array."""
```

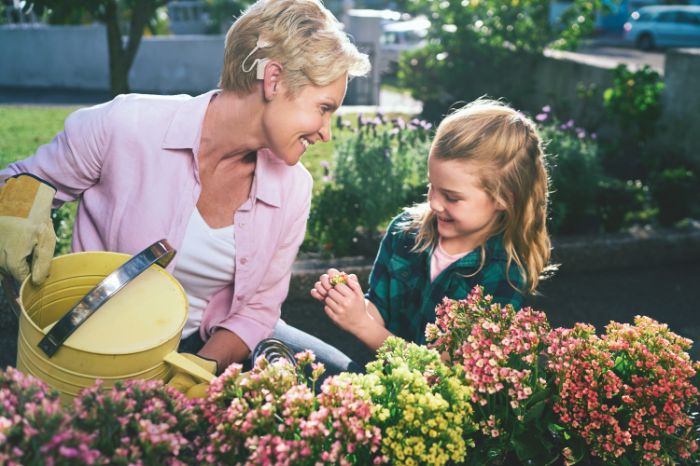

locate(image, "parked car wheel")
[[636, 32, 655, 50]]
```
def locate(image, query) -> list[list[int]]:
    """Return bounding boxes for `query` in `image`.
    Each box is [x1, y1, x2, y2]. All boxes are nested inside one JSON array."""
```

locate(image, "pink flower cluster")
[[71, 379, 206, 465], [0, 367, 100, 465], [426, 286, 551, 439], [202, 353, 383, 466], [546, 316, 699, 464]]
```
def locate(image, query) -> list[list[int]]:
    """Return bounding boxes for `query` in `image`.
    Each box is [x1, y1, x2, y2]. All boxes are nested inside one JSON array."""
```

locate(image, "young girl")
[[311, 98, 551, 351]]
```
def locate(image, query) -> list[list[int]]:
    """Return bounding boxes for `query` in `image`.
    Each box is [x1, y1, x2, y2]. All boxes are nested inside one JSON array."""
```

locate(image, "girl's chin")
[[436, 221, 454, 235]]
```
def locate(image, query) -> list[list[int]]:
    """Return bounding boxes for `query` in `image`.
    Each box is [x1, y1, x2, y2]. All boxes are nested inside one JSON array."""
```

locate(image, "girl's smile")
[[428, 156, 504, 255]]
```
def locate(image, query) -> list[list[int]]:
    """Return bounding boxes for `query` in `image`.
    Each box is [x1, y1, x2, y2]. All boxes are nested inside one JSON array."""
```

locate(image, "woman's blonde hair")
[[403, 99, 551, 293], [219, 0, 370, 96]]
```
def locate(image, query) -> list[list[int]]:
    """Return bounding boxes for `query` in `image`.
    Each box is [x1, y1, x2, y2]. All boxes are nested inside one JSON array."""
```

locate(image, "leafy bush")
[[651, 167, 698, 227], [398, 0, 607, 121], [52, 204, 75, 256], [308, 115, 431, 256], [602, 65, 665, 138], [596, 178, 647, 233], [536, 107, 604, 235], [601, 65, 666, 180]]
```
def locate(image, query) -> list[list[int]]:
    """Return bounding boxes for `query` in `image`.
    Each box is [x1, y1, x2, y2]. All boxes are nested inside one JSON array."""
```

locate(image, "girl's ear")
[[262, 60, 283, 101], [494, 195, 507, 211]]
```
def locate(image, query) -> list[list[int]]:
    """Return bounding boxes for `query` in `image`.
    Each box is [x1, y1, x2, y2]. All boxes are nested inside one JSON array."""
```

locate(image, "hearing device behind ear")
[[256, 58, 270, 80], [241, 37, 272, 80]]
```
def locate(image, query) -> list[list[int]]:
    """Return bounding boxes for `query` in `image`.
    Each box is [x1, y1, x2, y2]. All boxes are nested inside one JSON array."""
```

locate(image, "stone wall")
[[288, 228, 700, 302], [0, 25, 222, 94], [526, 48, 700, 167], [659, 48, 700, 165]]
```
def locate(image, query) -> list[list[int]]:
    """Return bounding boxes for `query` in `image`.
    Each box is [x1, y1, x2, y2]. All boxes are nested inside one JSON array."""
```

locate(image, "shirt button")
[[401, 271, 409, 278], [237, 296, 243, 301], [241, 258, 247, 265]]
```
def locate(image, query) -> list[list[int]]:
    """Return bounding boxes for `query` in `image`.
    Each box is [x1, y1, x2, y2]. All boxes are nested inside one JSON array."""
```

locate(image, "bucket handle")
[[38, 240, 176, 358]]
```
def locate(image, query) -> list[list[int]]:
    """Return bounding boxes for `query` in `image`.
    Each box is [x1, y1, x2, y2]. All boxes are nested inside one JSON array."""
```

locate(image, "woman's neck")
[[199, 89, 264, 165]]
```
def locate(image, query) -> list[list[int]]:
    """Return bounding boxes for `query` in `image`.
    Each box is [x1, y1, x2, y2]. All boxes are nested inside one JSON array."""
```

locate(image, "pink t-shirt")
[[0, 91, 313, 352], [430, 242, 471, 282]]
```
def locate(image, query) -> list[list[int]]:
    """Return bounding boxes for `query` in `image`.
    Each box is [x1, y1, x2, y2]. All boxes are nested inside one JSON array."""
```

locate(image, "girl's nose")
[[428, 193, 443, 213]]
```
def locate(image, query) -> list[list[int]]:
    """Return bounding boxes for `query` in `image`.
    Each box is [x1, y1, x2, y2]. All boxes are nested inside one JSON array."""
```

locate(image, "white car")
[[623, 5, 700, 50]]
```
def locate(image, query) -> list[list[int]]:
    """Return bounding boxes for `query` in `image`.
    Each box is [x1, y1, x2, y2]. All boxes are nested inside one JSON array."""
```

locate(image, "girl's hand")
[[322, 273, 370, 335], [310, 268, 341, 303]]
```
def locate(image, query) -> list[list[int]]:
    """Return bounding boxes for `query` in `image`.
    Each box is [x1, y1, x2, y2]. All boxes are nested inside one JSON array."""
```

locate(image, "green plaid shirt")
[[366, 213, 525, 344]]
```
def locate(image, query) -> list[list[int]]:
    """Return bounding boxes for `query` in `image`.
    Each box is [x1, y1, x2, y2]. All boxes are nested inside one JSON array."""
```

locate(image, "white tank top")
[[172, 209, 236, 338]]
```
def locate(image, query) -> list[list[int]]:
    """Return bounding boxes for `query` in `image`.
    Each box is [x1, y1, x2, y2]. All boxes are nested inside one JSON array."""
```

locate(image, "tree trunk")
[[102, 0, 161, 96]]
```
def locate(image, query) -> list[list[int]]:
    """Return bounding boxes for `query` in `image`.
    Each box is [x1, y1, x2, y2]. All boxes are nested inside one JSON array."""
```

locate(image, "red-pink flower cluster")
[[546, 316, 699, 464], [202, 353, 383, 466], [426, 286, 550, 439]]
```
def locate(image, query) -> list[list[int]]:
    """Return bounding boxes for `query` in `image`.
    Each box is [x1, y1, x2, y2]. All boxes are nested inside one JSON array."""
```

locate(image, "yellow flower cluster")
[[382, 390, 471, 465], [345, 338, 476, 466]]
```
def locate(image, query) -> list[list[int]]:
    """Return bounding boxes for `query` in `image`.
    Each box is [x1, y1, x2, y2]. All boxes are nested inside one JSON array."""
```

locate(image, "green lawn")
[[0, 106, 79, 167], [0, 105, 334, 195]]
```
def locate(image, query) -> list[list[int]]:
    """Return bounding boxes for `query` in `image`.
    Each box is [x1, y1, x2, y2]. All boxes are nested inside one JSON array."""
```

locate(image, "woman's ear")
[[262, 60, 283, 101]]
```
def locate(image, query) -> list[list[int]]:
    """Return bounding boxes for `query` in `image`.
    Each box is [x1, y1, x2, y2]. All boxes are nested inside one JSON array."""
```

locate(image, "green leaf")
[[525, 399, 546, 423], [566, 436, 587, 464], [511, 433, 558, 465], [527, 388, 548, 405]]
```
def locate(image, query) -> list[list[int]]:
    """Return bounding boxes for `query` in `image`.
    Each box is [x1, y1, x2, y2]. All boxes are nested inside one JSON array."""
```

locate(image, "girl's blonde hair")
[[403, 99, 551, 293], [219, 0, 370, 96]]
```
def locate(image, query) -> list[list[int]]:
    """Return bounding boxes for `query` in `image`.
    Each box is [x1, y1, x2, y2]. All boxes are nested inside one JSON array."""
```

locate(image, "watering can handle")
[[38, 239, 176, 358]]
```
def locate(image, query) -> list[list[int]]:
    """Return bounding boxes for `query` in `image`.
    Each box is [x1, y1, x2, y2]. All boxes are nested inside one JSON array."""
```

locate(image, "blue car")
[[623, 5, 700, 50]]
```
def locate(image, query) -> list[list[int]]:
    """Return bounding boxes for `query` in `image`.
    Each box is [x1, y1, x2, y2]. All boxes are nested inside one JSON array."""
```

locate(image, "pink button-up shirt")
[[0, 91, 313, 351]]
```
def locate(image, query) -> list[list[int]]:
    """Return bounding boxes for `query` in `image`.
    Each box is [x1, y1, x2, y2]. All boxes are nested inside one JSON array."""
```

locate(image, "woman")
[[0, 0, 369, 394]]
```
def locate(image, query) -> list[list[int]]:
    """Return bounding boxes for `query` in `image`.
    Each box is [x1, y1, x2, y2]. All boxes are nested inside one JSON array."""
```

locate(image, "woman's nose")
[[319, 117, 332, 142]]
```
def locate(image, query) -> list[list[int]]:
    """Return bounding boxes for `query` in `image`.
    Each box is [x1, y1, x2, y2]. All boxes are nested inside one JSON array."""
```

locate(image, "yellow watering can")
[[10, 240, 214, 404]]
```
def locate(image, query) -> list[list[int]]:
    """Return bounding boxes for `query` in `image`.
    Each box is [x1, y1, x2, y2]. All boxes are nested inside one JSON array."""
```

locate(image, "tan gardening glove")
[[0, 174, 56, 286], [166, 353, 217, 399]]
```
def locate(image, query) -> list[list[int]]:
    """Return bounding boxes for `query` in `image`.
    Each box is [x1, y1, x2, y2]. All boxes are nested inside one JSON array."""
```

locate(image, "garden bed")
[[289, 226, 700, 301]]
